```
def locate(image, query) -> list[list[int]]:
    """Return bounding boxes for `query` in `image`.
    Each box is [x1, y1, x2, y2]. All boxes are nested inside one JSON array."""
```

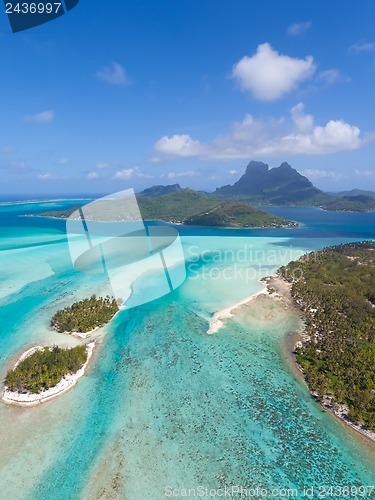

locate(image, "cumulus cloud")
[[287, 22, 312, 36], [37, 172, 69, 180], [96, 62, 131, 86], [154, 134, 202, 159], [167, 170, 199, 179], [349, 42, 375, 53], [355, 169, 375, 177], [96, 162, 112, 169], [38, 173, 54, 180], [318, 68, 350, 85], [300, 169, 344, 181], [87, 172, 99, 180], [153, 103, 363, 160], [232, 43, 316, 100], [112, 168, 135, 180], [24, 110, 54, 123]]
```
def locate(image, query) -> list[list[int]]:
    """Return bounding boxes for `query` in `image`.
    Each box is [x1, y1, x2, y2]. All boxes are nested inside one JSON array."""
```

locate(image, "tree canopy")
[[279, 241, 375, 431], [5, 345, 88, 394], [51, 295, 118, 333]]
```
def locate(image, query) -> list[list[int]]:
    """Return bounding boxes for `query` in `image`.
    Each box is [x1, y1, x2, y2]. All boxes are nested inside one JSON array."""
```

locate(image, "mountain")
[[215, 161, 323, 205], [334, 189, 375, 198], [139, 184, 182, 197], [214, 161, 375, 211]]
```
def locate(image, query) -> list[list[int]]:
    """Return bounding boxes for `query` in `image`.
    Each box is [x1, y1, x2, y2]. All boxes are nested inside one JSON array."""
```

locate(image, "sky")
[[1, 0, 375, 196]]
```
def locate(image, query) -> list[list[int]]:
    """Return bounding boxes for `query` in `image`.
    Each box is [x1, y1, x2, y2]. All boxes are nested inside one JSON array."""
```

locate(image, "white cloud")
[[38, 171, 70, 180], [232, 43, 316, 100], [96, 62, 131, 86], [113, 168, 134, 180], [167, 170, 199, 179], [154, 134, 202, 159], [38, 172, 59, 180], [24, 110, 54, 123], [318, 68, 350, 85], [355, 169, 375, 177], [300, 169, 343, 181], [349, 42, 375, 53], [59, 158, 68, 165], [96, 162, 111, 169], [291, 103, 314, 133], [287, 22, 312, 36], [38, 173, 54, 180], [153, 103, 364, 160], [87, 172, 99, 180], [229, 169, 238, 175]]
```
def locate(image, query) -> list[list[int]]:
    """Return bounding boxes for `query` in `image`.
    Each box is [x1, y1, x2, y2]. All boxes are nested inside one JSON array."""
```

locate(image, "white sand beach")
[[207, 286, 268, 334], [2, 342, 95, 407]]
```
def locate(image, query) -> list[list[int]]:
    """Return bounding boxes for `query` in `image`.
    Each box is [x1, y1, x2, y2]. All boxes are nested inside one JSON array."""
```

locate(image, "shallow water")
[[0, 202, 374, 499]]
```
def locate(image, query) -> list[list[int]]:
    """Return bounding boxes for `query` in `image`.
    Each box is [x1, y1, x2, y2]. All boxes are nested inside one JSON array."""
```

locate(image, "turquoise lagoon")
[[0, 201, 374, 499]]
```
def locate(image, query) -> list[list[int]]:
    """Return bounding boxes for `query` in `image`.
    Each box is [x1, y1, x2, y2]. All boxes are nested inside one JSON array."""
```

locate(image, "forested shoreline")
[[51, 295, 119, 334], [278, 241, 375, 432]]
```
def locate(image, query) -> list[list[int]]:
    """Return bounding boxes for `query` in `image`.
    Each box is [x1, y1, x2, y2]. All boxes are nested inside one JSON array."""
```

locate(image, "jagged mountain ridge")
[[215, 161, 322, 204]]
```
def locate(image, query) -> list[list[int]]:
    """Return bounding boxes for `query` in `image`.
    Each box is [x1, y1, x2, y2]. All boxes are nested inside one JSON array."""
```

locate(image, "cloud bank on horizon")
[[153, 102, 363, 160]]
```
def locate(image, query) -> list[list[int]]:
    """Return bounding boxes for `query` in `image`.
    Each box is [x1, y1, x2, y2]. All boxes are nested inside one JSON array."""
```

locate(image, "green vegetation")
[[34, 188, 295, 228], [184, 201, 296, 228], [5, 345, 88, 394], [322, 195, 375, 212], [35, 207, 80, 218], [51, 295, 118, 333], [278, 241, 375, 431], [138, 189, 217, 222], [140, 183, 181, 197]]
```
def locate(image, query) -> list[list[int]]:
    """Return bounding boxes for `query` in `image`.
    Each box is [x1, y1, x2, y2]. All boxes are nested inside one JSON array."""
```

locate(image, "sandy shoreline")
[[206, 274, 292, 335], [207, 286, 268, 334], [2, 342, 95, 407], [208, 273, 375, 446]]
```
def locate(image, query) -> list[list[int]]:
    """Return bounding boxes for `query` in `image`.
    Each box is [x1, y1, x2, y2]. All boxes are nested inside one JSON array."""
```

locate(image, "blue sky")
[[1, 0, 375, 196]]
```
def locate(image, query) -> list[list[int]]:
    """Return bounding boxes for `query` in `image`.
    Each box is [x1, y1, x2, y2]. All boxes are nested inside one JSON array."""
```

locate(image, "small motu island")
[[2, 295, 119, 406], [278, 241, 375, 439], [51, 295, 119, 336], [3, 343, 95, 406]]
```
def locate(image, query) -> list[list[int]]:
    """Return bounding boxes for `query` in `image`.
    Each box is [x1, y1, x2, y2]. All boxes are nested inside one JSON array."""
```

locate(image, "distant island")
[[278, 241, 375, 437], [32, 188, 297, 228], [334, 189, 375, 198], [3, 295, 119, 406], [22, 161, 375, 215], [51, 295, 119, 336]]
